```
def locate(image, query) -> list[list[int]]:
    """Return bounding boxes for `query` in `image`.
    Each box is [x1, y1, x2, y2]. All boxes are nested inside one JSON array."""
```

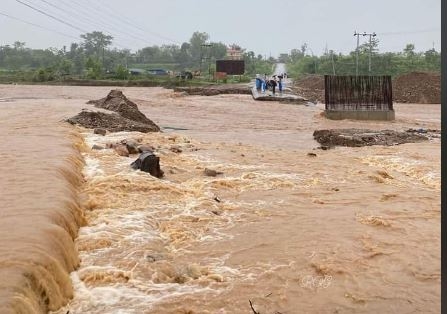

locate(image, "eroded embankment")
[[0, 120, 86, 313]]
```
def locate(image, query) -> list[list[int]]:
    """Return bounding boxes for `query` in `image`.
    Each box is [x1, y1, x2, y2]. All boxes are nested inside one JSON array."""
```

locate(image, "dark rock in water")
[[88, 89, 160, 130], [94, 128, 107, 136], [307, 153, 317, 157], [131, 151, 164, 178], [66, 111, 159, 133], [204, 168, 223, 177], [92, 144, 104, 150], [170, 145, 182, 153], [313, 129, 428, 147], [145, 254, 165, 262]]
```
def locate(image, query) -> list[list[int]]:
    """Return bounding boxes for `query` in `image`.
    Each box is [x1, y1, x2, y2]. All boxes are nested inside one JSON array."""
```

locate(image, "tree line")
[[0, 30, 272, 81], [283, 40, 441, 78], [0, 30, 440, 82]]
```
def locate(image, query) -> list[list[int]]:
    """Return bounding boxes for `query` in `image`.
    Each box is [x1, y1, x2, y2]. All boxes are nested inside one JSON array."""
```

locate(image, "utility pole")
[[362, 32, 376, 75], [308, 47, 317, 74], [353, 31, 361, 76], [200, 43, 212, 78], [330, 50, 336, 75]]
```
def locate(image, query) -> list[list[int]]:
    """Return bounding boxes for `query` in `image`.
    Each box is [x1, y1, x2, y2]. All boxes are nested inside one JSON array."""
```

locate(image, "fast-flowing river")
[[0, 85, 440, 313]]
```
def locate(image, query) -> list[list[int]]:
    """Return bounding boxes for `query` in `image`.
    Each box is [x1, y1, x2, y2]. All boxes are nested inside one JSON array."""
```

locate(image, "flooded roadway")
[[0, 85, 440, 313]]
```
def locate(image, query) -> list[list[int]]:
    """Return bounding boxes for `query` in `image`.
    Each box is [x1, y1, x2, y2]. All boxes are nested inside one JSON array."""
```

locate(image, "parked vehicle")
[[147, 69, 168, 76], [176, 71, 193, 80]]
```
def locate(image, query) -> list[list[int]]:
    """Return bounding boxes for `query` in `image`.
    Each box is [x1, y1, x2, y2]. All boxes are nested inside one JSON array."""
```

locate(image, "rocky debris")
[[376, 170, 393, 179], [169, 145, 182, 153], [101, 139, 142, 155], [204, 168, 223, 177], [313, 129, 429, 147], [292, 75, 325, 103], [174, 84, 251, 96], [67, 90, 160, 133], [138, 144, 155, 153], [120, 139, 139, 154], [92, 144, 104, 150], [94, 128, 107, 136], [114, 144, 129, 157], [393, 72, 440, 104], [88, 90, 160, 128], [316, 146, 332, 150], [131, 151, 164, 178], [145, 254, 166, 262], [67, 111, 159, 133], [307, 153, 317, 157], [406, 128, 440, 133]]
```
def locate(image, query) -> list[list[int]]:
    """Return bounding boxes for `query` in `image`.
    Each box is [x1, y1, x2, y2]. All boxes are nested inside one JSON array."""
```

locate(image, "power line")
[[35, 0, 109, 32], [33, 0, 134, 49], [362, 32, 377, 75], [377, 28, 440, 36], [49, 0, 160, 47], [353, 31, 361, 76], [15, 0, 88, 33], [93, 0, 181, 45], [0, 11, 79, 40], [18, 0, 152, 50]]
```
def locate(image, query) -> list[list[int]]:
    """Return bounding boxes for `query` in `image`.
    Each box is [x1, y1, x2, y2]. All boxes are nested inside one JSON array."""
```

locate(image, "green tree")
[[189, 31, 210, 67], [80, 31, 113, 57], [85, 57, 102, 79], [58, 58, 73, 76], [115, 64, 129, 80]]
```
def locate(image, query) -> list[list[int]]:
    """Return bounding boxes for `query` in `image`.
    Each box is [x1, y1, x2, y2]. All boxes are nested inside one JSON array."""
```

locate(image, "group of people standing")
[[255, 73, 287, 95]]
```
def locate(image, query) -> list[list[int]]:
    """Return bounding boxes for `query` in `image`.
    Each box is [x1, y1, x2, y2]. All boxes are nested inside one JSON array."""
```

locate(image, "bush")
[[33, 68, 55, 82], [114, 65, 129, 80]]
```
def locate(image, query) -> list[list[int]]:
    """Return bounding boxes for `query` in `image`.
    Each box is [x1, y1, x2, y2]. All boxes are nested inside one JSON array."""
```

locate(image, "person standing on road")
[[278, 75, 283, 94], [269, 77, 277, 95], [261, 74, 268, 93]]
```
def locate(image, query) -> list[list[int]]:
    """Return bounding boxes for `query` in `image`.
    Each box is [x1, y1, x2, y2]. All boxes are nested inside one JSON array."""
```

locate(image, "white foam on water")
[[361, 155, 440, 189], [59, 270, 224, 314], [60, 130, 296, 313], [83, 156, 104, 178]]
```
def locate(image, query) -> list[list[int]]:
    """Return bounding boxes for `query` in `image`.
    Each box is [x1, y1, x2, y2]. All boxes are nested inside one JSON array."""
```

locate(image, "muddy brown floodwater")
[[0, 85, 440, 314]]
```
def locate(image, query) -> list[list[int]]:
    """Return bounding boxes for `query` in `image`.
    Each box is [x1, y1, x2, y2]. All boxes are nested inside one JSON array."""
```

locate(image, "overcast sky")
[[0, 0, 441, 56]]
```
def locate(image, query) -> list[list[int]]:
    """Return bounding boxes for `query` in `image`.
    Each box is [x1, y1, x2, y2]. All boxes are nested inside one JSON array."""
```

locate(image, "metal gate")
[[324, 75, 393, 111]]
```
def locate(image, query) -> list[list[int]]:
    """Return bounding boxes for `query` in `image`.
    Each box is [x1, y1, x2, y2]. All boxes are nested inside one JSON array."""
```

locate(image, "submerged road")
[[273, 62, 286, 76]]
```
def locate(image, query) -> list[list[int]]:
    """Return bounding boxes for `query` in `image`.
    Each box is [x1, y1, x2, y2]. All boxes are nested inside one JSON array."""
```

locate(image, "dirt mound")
[[293, 72, 441, 104], [67, 90, 160, 133], [295, 75, 325, 90], [87, 90, 158, 125], [174, 84, 251, 96], [313, 128, 429, 147], [67, 111, 159, 133], [292, 75, 325, 103], [392, 72, 441, 104]]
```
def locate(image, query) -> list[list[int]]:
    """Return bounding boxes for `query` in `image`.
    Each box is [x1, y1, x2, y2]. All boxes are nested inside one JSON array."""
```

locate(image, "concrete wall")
[[325, 110, 395, 121]]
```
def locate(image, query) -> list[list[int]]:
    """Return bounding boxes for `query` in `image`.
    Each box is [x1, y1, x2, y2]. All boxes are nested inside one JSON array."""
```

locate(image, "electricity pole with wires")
[[362, 32, 377, 75], [353, 31, 361, 76]]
